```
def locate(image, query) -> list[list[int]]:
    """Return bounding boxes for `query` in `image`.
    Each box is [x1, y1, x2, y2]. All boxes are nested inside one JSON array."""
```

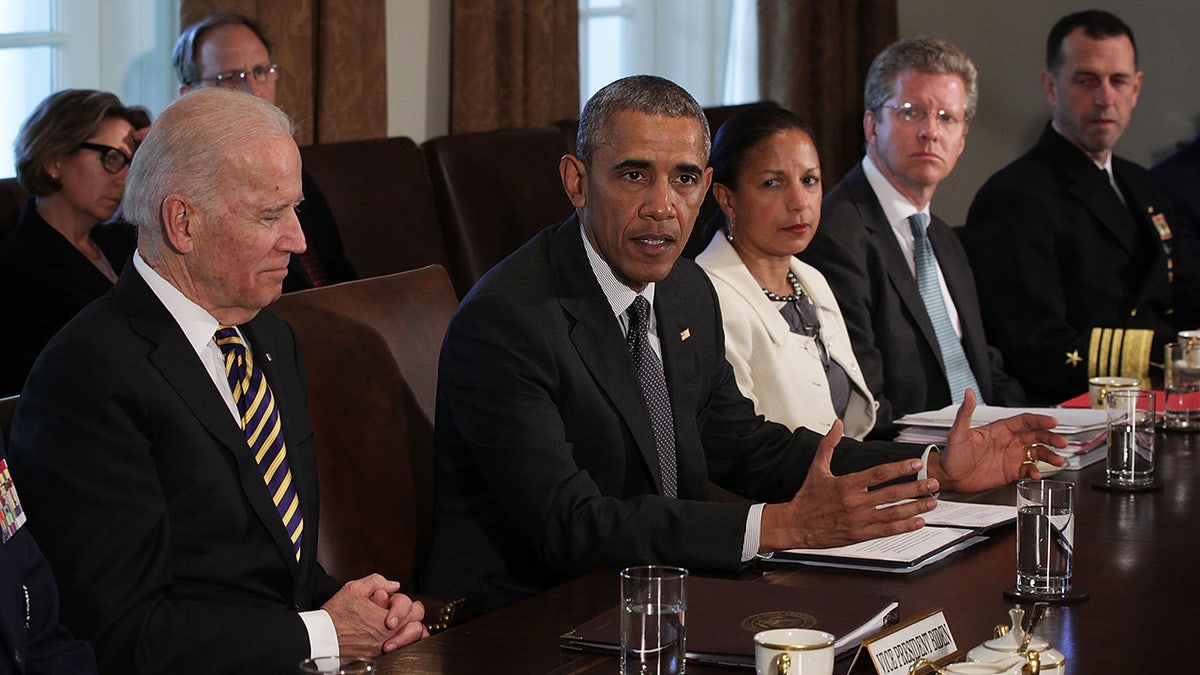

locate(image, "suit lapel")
[[847, 168, 944, 365], [656, 269, 702, 493], [1045, 127, 1135, 252], [116, 270, 302, 572], [242, 320, 313, 574], [1115, 162, 1173, 309], [550, 219, 667, 493]]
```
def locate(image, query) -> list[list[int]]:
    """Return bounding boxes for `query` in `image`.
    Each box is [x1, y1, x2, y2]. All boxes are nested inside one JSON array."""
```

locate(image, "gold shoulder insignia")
[[1065, 350, 1082, 367]]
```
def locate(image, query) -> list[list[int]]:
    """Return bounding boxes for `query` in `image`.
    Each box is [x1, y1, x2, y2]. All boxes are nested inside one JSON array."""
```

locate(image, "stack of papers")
[[775, 500, 1014, 572], [894, 405, 1108, 470]]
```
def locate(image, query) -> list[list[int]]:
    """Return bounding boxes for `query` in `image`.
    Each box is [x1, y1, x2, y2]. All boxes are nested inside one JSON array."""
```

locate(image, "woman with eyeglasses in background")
[[696, 104, 878, 440], [0, 89, 146, 396]]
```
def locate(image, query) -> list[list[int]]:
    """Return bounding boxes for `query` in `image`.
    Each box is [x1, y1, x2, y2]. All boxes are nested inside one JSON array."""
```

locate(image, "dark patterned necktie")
[[908, 214, 983, 404], [626, 295, 678, 498], [214, 326, 304, 560]]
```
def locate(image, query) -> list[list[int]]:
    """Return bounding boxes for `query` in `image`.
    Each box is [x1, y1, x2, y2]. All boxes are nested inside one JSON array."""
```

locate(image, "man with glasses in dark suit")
[[173, 13, 357, 292], [803, 37, 1024, 439]]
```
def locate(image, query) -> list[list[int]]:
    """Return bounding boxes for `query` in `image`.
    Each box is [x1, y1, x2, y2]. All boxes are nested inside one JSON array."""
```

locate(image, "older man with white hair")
[[8, 88, 425, 674]]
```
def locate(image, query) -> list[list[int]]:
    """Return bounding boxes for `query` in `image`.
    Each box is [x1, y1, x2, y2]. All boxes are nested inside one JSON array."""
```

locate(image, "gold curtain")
[[181, 0, 386, 145], [450, 0, 579, 134], [757, 0, 897, 184]]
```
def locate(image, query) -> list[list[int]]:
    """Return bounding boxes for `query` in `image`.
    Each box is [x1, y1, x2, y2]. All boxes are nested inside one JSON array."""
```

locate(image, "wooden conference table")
[[379, 432, 1200, 673]]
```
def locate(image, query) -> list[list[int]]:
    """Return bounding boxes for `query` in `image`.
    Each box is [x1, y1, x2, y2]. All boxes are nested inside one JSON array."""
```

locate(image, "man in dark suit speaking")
[[8, 89, 426, 674], [417, 75, 1066, 613]]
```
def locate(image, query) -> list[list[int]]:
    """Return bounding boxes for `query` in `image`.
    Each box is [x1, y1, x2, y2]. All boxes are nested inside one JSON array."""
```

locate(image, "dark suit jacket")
[[8, 265, 341, 674], [416, 217, 924, 612], [801, 162, 1024, 438], [1152, 133, 1200, 268], [0, 199, 136, 396], [283, 169, 357, 292], [1, 442, 97, 675], [965, 124, 1200, 403]]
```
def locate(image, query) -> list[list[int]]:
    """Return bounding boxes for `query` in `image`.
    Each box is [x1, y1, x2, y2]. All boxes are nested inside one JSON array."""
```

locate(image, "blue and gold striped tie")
[[214, 326, 304, 561], [909, 214, 983, 404]]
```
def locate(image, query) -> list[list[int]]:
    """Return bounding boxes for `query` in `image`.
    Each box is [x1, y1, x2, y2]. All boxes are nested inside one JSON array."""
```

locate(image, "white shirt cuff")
[[301, 609, 339, 657], [742, 503, 766, 562], [921, 445, 934, 480]]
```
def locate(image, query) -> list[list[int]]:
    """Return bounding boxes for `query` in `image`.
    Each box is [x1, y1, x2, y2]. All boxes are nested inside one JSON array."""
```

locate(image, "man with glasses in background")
[[173, 13, 357, 292], [802, 37, 1024, 439]]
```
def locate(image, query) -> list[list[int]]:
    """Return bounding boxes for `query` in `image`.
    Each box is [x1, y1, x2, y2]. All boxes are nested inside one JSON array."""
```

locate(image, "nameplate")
[[860, 610, 957, 675]]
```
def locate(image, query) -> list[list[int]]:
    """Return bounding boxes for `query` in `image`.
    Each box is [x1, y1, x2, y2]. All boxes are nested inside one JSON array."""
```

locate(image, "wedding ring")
[[1023, 445, 1037, 465]]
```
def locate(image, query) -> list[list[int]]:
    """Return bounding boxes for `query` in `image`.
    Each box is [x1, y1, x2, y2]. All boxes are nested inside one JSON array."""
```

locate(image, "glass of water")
[[620, 565, 687, 675], [1016, 479, 1074, 597], [1105, 389, 1156, 487], [1165, 340, 1200, 430]]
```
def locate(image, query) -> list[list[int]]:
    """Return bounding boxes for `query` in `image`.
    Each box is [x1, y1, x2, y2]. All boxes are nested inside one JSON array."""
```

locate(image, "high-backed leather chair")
[[423, 126, 574, 295], [0, 178, 30, 241], [268, 266, 457, 586], [299, 137, 450, 283]]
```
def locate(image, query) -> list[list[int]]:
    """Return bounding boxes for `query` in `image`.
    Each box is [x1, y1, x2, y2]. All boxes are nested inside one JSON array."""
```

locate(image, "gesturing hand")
[[932, 389, 1068, 493], [760, 420, 941, 552]]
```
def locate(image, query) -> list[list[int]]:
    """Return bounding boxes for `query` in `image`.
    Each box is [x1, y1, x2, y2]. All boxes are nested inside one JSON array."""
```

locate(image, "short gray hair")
[[864, 37, 979, 122], [123, 88, 295, 240], [576, 75, 710, 166]]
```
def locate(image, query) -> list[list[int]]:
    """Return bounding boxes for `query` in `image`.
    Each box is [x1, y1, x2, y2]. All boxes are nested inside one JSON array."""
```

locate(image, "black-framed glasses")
[[882, 102, 968, 129], [77, 142, 132, 174], [195, 63, 280, 88]]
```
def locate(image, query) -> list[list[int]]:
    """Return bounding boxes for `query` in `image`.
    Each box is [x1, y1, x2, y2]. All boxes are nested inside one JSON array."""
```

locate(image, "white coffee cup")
[[753, 628, 835, 675]]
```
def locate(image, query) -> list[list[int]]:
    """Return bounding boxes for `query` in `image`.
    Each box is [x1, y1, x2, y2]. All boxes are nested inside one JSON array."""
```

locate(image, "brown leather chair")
[[268, 266, 457, 588], [299, 137, 450, 282], [423, 126, 574, 295], [0, 178, 30, 241]]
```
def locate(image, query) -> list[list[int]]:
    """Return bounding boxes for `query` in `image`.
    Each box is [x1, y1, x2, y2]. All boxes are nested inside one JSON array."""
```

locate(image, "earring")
[[724, 219, 735, 243]]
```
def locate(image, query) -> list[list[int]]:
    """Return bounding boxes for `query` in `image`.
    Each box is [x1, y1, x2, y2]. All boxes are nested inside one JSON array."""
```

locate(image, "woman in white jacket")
[[696, 105, 877, 439]]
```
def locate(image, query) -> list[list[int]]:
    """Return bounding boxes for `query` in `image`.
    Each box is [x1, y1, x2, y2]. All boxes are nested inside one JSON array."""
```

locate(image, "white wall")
[[898, 0, 1200, 226], [385, 0, 451, 142]]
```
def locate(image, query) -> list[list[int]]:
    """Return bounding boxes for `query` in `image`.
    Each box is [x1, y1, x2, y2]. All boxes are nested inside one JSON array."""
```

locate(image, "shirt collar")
[[580, 220, 657, 319], [863, 154, 930, 235], [1051, 121, 1114, 173], [133, 250, 228, 357]]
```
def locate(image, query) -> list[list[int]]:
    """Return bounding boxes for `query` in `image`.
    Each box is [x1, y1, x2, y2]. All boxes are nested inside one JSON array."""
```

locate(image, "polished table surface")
[[380, 432, 1200, 673]]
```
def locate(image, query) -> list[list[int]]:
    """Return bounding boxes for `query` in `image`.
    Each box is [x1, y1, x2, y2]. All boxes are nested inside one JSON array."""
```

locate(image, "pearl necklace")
[[762, 270, 804, 303]]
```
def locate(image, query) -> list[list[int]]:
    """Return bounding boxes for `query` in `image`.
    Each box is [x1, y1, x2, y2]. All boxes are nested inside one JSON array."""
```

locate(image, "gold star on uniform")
[[1065, 350, 1082, 367]]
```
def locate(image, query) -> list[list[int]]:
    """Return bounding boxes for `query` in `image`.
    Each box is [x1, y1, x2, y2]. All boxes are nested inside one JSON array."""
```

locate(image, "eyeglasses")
[[195, 63, 280, 88], [77, 142, 132, 174], [882, 102, 968, 129]]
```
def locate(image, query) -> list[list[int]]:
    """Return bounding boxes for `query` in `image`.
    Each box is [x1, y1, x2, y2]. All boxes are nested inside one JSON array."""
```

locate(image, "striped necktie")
[[626, 295, 678, 498], [214, 326, 304, 561], [908, 214, 983, 404]]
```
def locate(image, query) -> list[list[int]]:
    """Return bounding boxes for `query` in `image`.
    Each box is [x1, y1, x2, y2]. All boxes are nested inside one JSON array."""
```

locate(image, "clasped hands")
[[761, 390, 1067, 552], [322, 574, 428, 657]]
